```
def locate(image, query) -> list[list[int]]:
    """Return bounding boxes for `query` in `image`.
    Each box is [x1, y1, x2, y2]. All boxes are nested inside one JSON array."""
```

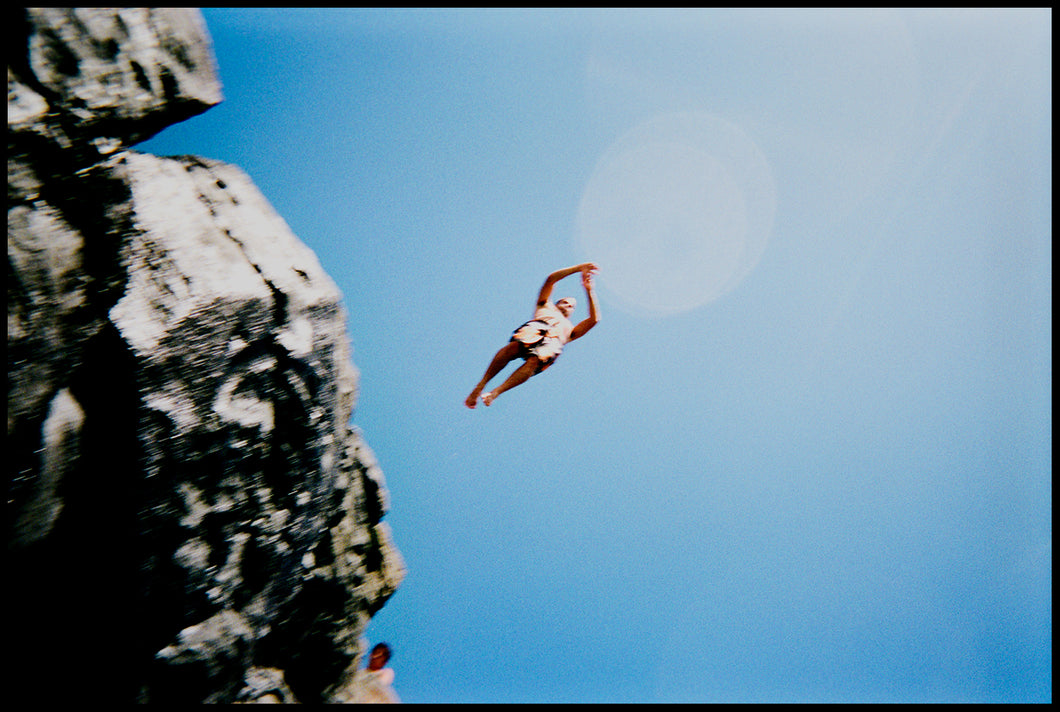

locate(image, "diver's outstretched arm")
[[537, 262, 599, 307], [570, 267, 600, 341]]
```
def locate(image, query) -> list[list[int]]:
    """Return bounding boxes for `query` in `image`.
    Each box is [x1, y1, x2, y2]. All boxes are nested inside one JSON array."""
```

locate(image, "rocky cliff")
[[7, 8, 404, 704]]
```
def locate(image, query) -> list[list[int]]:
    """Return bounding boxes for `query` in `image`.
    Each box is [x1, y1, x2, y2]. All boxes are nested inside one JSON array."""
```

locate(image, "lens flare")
[[576, 112, 776, 316]]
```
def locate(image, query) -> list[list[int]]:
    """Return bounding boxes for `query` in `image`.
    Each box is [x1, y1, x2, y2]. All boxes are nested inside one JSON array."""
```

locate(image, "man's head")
[[368, 642, 391, 670], [555, 297, 576, 317]]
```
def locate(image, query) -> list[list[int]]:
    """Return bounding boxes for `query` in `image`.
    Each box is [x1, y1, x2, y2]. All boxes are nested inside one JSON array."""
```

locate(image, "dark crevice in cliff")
[[8, 322, 145, 704], [256, 576, 354, 704], [34, 154, 135, 319], [8, 9, 58, 107]]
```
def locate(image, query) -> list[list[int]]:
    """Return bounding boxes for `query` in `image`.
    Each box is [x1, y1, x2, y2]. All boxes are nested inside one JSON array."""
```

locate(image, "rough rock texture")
[[7, 8, 404, 704]]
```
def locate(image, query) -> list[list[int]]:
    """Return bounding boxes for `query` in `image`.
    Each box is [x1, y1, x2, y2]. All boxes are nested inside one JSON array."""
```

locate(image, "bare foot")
[[465, 390, 480, 408], [482, 391, 496, 406]]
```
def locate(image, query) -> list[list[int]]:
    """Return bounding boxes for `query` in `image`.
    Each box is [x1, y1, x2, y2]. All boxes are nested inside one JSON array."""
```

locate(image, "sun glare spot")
[[576, 112, 776, 316]]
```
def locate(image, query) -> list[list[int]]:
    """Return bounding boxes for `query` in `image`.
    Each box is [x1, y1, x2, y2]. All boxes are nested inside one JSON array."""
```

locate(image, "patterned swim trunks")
[[510, 319, 565, 372]]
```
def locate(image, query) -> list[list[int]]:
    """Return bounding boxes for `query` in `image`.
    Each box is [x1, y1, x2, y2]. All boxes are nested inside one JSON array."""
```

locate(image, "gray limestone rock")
[[7, 8, 404, 705], [10, 8, 222, 152]]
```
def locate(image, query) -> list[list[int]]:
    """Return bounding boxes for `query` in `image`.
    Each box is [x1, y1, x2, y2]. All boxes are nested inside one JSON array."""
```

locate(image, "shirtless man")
[[466, 262, 599, 408]]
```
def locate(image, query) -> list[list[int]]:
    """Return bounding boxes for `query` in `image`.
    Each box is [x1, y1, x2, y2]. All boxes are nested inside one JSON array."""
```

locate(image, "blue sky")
[[140, 8, 1051, 703]]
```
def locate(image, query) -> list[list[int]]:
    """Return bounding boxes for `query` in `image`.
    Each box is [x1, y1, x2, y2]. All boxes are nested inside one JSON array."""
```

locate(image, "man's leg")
[[482, 356, 543, 406], [466, 341, 523, 408]]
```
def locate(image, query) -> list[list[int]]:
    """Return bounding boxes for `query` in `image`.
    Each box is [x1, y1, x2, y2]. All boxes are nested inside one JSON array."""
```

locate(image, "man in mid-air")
[[466, 262, 599, 408]]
